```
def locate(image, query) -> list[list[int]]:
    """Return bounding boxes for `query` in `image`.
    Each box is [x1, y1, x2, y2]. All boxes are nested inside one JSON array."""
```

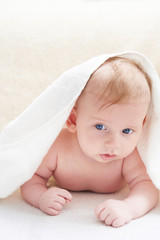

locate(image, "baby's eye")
[[122, 128, 133, 134], [95, 124, 106, 130]]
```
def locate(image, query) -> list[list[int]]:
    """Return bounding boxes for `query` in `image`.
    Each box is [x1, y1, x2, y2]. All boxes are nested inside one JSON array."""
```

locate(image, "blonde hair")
[[79, 57, 152, 107]]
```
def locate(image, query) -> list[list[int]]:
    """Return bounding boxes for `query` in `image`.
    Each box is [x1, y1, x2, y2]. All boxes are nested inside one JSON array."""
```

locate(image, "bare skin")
[[21, 92, 159, 228]]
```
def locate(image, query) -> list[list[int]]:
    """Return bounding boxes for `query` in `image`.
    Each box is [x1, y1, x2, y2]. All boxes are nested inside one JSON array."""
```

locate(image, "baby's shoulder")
[[53, 128, 73, 148], [41, 128, 72, 168], [57, 127, 72, 139]]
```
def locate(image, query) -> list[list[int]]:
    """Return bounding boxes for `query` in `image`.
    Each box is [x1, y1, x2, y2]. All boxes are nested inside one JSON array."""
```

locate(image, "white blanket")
[[0, 186, 160, 240], [0, 51, 160, 198]]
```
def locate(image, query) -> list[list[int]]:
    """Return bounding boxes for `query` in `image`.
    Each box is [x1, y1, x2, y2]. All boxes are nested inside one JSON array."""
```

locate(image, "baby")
[[21, 57, 159, 227]]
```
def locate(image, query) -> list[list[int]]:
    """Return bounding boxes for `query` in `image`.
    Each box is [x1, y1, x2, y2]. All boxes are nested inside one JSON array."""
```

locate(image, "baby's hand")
[[95, 199, 133, 228], [39, 187, 72, 215]]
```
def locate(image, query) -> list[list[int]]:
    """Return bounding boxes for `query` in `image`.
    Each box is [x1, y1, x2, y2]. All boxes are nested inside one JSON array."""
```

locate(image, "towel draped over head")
[[0, 51, 160, 198]]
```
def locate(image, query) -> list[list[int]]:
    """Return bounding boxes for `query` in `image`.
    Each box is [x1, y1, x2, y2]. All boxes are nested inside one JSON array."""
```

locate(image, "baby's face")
[[75, 93, 149, 163]]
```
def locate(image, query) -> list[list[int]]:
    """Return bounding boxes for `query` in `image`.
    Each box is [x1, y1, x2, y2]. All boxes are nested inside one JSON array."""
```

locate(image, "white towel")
[[0, 51, 160, 198]]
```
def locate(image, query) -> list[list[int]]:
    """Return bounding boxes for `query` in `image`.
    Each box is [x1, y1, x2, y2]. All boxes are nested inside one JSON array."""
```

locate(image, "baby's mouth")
[[100, 153, 116, 161]]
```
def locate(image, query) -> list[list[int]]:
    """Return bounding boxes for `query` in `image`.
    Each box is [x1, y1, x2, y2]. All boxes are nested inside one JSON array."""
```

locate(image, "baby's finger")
[[99, 209, 109, 222], [57, 189, 72, 201], [112, 218, 123, 228], [65, 199, 71, 204], [50, 201, 63, 211], [95, 204, 105, 218], [105, 214, 117, 226], [47, 207, 61, 216], [53, 195, 66, 206]]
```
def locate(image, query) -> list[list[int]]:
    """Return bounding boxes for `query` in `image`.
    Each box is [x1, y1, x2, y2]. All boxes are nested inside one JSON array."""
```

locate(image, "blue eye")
[[95, 124, 106, 130], [122, 128, 133, 134]]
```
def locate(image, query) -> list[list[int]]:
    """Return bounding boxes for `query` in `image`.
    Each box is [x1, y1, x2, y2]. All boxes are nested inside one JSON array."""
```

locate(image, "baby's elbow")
[[154, 187, 159, 206], [149, 182, 159, 209]]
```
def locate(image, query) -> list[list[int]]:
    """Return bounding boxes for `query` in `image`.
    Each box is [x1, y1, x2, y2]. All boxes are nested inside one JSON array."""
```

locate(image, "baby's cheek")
[[77, 134, 89, 151], [123, 142, 137, 156], [79, 135, 95, 154]]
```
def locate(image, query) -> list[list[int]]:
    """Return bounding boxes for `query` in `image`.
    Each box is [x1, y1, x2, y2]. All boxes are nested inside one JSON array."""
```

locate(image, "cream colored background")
[[0, 0, 160, 132]]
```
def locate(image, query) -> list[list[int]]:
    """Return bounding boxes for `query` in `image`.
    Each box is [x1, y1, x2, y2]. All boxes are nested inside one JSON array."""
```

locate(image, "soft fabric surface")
[[0, 186, 160, 240]]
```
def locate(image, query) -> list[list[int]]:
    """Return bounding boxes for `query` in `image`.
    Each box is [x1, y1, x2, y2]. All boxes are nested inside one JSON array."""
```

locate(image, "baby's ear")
[[66, 107, 77, 132]]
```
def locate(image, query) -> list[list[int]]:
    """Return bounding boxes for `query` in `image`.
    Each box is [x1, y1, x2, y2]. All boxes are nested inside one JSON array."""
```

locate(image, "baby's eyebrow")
[[91, 117, 108, 123], [123, 125, 140, 130]]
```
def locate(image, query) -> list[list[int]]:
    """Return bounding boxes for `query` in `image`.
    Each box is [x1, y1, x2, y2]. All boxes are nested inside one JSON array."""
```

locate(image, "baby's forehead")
[[78, 90, 149, 111]]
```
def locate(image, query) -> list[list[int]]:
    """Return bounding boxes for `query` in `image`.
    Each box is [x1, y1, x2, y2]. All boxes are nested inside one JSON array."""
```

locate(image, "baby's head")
[[66, 57, 152, 162], [77, 56, 151, 108]]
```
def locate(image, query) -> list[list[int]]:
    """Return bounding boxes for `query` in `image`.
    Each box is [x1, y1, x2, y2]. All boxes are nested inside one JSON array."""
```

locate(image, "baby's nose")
[[104, 133, 120, 151]]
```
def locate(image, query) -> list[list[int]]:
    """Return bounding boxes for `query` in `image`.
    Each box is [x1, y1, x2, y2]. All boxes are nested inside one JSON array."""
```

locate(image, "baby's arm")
[[21, 145, 72, 215], [95, 148, 159, 227], [122, 148, 159, 217]]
